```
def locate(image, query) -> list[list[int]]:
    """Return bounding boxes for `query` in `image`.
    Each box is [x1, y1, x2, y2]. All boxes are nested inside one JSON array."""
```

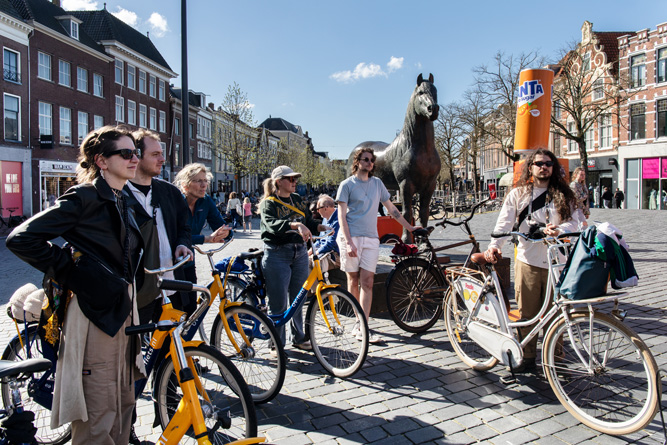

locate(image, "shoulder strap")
[[513, 190, 548, 231], [266, 196, 305, 218]]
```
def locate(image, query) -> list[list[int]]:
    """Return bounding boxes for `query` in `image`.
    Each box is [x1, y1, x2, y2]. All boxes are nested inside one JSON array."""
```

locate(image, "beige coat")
[[50, 292, 146, 429]]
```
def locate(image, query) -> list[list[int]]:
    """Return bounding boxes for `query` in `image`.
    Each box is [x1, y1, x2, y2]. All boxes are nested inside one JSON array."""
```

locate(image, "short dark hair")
[[132, 129, 161, 157]]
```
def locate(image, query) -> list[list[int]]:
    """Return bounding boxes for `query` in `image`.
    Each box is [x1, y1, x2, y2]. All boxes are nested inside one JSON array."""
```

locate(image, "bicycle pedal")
[[500, 375, 518, 385]]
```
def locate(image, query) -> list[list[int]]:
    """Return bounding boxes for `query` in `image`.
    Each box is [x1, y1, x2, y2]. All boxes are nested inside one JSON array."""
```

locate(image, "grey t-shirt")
[[336, 176, 390, 238]]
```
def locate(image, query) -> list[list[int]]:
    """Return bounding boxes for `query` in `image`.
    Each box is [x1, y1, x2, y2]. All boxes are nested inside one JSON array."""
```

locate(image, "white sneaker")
[[350, 322, 361, 339], [368, 331, 382, 344]]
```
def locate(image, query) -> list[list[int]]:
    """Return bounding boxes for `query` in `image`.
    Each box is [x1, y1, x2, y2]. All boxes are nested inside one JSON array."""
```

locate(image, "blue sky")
[[64, 0, 665, 160]]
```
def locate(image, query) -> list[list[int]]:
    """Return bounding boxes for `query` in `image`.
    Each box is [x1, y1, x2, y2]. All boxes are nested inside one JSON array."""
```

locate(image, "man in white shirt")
[[483, 148, 585, 373], [126, 129, 193, 323]]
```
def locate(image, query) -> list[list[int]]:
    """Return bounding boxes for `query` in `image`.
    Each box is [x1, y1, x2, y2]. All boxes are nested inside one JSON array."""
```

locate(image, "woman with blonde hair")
[[569, 166, 590, 221], [173, 163, 229, 314], [243, 196, 253, 233], [259, 166, 328, 349], [226, 191, 242, 229], [7, 125, 145, 444]]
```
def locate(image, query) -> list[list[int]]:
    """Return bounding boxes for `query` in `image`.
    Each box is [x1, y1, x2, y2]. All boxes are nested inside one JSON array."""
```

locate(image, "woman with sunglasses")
[[6, 125, 146, 444], [173, 163, 230, 315], [259, 165, 328, 350]]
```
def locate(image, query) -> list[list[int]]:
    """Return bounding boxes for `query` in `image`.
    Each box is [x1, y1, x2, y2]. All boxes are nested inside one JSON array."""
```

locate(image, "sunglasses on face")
[[283, 176, 299, 183], [316, 205, 329, 211], [532, 160, 554, 168], [360, 157, 374, 163], [106, 148, 141, 160]]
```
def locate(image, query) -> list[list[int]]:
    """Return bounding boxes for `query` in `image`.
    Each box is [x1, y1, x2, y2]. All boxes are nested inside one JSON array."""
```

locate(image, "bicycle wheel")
[[154, 344, 257, 444], [0, 327, 71, 445], [443, 287, 498, 371], [430, 203, 447, 220], [542, 311, 660, 435], [306, 288, 368, 378], [386, 258, 444, 333], [198, 276, 247, 344], [211, 304, 286, 404]]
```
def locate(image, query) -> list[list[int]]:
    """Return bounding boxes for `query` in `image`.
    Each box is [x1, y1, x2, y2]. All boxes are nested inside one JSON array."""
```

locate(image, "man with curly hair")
[[483, 148, 585, 373]]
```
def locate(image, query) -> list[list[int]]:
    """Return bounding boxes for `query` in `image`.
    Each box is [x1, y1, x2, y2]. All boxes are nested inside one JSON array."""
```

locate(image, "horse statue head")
[[412, 73, 439, 122]]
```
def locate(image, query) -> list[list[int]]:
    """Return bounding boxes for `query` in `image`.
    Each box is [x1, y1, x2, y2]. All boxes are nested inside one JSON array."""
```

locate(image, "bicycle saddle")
[[0, 358, 51, 379], [237, 250, 263, 261]]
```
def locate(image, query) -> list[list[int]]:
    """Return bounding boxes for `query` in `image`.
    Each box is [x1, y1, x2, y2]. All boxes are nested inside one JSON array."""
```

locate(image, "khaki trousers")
[[514, 260, 550, 360], [70, 316, 135, 445]]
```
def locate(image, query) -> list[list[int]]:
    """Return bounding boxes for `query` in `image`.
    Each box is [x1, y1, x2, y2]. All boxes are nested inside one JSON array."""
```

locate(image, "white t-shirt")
[[336, 176, 390, 238]]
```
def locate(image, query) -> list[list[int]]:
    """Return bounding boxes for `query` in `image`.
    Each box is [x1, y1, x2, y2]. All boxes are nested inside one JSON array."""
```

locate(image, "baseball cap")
[[271, 165, 302, 180]]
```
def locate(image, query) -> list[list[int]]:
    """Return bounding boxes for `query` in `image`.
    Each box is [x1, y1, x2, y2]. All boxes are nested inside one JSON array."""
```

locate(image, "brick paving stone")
[[310, 412, 346, 430], [273, 433, 312, 445], [526, 418, 569, 436], [405, 425, 444, 444], [489, 427, 540, 444], [306, 425, 346, 443], [453, 413, 485, 429], [465, 423, 499, 441], [554, 425, 607, 443], [339, 415, 386, 434], [439, 431, 475, 444], [486, 415, 526, 434], [382, 417, 421, 435], [430, 404, 475, 422], [530, 435, 569, 445]]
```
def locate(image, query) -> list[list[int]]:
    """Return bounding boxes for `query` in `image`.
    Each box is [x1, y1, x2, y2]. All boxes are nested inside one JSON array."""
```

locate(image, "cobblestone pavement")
[[1, 210, 666, 444]]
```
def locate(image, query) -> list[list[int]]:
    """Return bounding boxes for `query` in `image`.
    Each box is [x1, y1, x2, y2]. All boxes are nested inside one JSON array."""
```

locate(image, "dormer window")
[[56, 15, 82, 41], [71, 22, 79, 40]]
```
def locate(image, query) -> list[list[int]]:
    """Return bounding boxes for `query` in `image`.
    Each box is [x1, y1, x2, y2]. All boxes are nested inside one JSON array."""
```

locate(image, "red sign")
[[662, 158, 667, 178], [0, 161, 23, 218], [642, 158, 659, 179], [488, 183, 497, 199]]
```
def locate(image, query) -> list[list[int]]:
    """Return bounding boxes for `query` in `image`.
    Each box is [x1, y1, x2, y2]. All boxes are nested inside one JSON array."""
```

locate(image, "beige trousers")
[[514, 260, 550, 360]]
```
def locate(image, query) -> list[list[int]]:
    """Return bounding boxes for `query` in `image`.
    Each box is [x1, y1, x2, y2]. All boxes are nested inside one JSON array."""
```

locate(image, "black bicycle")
[[0, 208, 26, 229], [385, 198, 490, 333]]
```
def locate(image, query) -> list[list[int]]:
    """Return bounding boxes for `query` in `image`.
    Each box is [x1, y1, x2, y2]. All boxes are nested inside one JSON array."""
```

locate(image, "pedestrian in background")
[[602, 186, 613, 209], [7, 126, 145, 444], [614, 188, 625, 209], [227, 191, 242, 229], [569, 167, 590, 223], [243, 196, 253, 233]]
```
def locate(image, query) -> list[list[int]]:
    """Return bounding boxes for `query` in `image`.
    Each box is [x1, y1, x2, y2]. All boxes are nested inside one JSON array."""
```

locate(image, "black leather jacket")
[[6, 177, 143, 333]]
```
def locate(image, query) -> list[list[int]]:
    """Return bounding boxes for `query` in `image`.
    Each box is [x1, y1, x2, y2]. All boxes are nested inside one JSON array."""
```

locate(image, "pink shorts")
[[337, 235, 380, 273]]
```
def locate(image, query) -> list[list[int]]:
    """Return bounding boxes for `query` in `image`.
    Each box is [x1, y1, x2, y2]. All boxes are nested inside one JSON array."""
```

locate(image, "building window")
[[567, 122, 578, 153], [175, 117, 181, 135], [158, 79, 165, 101], [584, 127, 594, 151], [77, 67, 88, 92], [582, 52, 590, 72], [599, 114, 612, 148], [3, 49, 20, 83], [630, 54, 646, 89], [138, 70, 146, 94], [127, 65, 135, 90], [38, 52, 51, 80], [58, 60, 71, 87], [92, 73, 103, 97], [658, 48, 667, 84], [114, 59, 123, 85], [127, 100, 136, 126], [149, 75, 156, 98], [115, 96, 124, 122], [159, 110, 166, 133], [139, 104, 147, 128], [59, 107, 71, 144], [553, 100, 561, 119], [78, 111, 88, 145], [93, 115, 103, 130], [593, 78, 604, 100], [552, 132, 560, 154], [149, 107, 156, 130], [39, 102, 52, 136], [658, 99, 667, 138], [3, 94, 20, 141], [630, 103, 645, 140], [70, 21, 79, 40]]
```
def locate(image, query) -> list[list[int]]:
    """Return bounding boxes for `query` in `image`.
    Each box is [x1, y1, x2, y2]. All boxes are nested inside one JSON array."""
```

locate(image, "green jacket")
[[259, 193, 319, 245]]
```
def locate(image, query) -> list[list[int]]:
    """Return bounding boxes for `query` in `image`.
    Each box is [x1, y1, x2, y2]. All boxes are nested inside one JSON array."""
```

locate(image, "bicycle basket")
[[556, 226, 610, 300], [214, 256, 249, 274]]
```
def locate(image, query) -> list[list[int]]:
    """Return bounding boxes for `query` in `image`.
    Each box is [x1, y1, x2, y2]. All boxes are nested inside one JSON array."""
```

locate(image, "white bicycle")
[[443, 230, 660, 435]]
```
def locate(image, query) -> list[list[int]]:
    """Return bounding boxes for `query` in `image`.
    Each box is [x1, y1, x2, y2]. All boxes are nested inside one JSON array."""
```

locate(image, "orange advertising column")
[[514, 68, 554, 154]]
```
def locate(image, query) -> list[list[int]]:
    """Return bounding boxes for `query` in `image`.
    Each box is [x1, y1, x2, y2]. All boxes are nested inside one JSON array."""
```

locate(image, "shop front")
[[624, 157, 667, 210], [568, 155, 618, 208], [0, 161, 23, 218], [38, 160, 78, 212]]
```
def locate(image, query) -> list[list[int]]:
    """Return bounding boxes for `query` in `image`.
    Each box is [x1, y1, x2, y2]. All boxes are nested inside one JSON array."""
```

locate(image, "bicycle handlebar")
[[491, 230, 581, 241], [159, 279, 194, 292], [193, 237, 234, 256], [435, 197, 492, 229], [125, 320, 179, 336], [145, 254, 191, 275]]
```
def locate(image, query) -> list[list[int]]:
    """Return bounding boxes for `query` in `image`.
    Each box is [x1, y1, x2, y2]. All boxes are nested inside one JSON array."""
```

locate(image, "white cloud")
[[112, 7, 139, 28], [387, 56, 404, 72], [62, 0, 99, 10], [147, 12, 169, 37], [330, 56, 404, 83]]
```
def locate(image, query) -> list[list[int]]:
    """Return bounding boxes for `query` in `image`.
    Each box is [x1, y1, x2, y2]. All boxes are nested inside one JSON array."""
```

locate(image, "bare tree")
[[212, 82, 263, 192], [550, 38, 627, 177], [473, 50, 546, 162], [457, 89, 487, 193], [434, 102, 465, 195]]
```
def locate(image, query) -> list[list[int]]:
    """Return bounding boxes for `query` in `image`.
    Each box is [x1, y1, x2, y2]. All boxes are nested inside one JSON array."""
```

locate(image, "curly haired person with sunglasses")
[[482, 148, 585, 373]]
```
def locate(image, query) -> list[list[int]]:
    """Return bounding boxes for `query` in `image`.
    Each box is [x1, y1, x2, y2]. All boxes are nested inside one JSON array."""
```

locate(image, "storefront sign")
[[39, 160, 77, 174], [0, 161, 23, 217], [662, 158, 667, 178], [587, 159, 596, 168], [642, 158, 659, 179]]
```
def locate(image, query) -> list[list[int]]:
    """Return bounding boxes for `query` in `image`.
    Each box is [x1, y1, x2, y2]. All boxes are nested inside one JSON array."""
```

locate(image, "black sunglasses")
[[360, 157, 374, 163], [532, 160, 554, 168], [106, 148, 141, 160]]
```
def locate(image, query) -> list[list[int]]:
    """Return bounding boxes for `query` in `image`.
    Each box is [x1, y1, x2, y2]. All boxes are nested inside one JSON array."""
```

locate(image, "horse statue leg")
[[399, 183, 416, 242], [418, 186, 436, 228]]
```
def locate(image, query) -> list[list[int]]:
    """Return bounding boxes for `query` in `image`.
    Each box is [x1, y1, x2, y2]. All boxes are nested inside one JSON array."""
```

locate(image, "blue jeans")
[[262, 242, 308, 346]]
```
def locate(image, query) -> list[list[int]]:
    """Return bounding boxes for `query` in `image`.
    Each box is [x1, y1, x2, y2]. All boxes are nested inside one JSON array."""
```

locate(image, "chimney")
[[52, 0, 61, 6], [208, 102, 215, 109]]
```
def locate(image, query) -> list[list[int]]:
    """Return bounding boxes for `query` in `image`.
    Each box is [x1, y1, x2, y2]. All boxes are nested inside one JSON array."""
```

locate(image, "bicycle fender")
[[163, 340, 204, 361], [315, 282, 338, 300]]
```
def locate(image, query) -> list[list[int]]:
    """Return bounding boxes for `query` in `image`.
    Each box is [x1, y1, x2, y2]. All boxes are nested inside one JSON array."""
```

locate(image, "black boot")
[[129, 425, 142, 445]]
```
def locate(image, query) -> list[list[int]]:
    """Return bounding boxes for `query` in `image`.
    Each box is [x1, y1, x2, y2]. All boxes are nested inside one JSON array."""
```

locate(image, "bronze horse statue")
[[349, 73, 440, 239]]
